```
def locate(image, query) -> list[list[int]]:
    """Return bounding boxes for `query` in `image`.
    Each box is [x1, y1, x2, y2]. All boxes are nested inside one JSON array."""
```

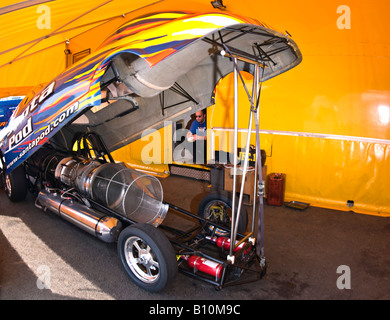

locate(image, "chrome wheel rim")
[[124, 236, 160, 283]]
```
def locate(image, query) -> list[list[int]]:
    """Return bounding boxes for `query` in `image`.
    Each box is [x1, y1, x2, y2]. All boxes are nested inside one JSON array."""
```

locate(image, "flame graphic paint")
[[99, 11, 266, 67]]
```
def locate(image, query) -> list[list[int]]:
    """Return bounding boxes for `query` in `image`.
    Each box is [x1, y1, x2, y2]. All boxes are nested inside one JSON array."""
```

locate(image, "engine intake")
[[54, 157, 168, 227]]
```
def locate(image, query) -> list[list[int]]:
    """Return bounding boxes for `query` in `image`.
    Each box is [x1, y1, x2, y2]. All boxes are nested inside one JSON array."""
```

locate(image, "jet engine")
[[32, 150, 168, 242], [53, 156, 168, 226]]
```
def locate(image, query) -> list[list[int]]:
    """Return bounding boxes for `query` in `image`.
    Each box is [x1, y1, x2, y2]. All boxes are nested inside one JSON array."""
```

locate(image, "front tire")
[[118, 223, 177, 292], [4, 165, 27, 202]]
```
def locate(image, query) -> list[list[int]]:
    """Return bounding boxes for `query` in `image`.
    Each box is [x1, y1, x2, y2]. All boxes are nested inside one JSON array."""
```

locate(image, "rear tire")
[[118, 223, 177, 292], [4, 165, 27, 202], [198, 191, 248, 236]]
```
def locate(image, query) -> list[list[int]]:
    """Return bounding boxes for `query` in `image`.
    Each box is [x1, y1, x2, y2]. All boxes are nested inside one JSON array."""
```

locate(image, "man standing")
[[186, 110, 207, 163], [186, 110, 207, 142]]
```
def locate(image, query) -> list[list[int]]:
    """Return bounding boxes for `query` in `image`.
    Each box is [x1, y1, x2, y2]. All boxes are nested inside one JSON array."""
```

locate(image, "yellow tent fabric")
[[209, 0, 390, 217]]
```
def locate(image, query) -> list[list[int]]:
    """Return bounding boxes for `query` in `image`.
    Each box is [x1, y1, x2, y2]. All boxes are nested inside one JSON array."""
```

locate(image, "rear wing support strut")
[[221, 44, 266, 268]]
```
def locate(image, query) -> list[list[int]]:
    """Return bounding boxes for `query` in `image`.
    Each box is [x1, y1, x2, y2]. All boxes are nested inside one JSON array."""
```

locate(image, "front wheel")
[[118, 223, 177, 292]]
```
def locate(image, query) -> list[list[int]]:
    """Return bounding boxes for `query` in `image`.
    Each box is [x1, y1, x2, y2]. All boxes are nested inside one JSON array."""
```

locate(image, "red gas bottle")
[[207, 236, 251, 254], [181, 255, 223, 279]]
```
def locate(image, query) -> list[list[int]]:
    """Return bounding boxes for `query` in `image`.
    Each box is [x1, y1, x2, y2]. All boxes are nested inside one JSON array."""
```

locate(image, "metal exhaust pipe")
[[36, 189, 122, 243]]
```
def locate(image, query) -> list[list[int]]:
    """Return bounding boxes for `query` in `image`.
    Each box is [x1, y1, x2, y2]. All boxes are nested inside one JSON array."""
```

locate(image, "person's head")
[[195, 110, 206, 124]]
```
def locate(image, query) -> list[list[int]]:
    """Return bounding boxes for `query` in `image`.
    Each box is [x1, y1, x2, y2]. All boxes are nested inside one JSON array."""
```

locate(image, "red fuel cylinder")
[[209, 236, 251, 253], [182, 255, 223, 279]]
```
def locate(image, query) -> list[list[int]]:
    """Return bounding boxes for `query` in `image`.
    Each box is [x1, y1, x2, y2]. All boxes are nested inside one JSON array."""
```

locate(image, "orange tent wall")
[[207, 0, 390, 216]]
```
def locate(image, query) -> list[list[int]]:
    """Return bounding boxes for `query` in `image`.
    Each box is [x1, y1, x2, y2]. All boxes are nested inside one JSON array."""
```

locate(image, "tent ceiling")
[[0, 0, 197, 98]]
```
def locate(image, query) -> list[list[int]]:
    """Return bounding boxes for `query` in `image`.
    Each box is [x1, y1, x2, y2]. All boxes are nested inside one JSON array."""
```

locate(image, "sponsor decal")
[[8, 81, 55, 150], [6, 101, 79, 171]]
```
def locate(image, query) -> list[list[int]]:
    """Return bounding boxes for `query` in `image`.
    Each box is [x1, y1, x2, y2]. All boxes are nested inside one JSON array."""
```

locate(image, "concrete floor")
[[1, 174, 389, 300]]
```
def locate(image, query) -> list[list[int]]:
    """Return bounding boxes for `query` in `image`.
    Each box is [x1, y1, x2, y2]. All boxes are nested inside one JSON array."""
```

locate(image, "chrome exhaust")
[[36, 189, 122, 243]]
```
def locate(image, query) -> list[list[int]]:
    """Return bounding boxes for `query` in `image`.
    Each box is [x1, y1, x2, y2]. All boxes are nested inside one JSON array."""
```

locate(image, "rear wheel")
[[118, 223, 177, 292], [4, 165, 27, 202], [198, 191, 248, 236]]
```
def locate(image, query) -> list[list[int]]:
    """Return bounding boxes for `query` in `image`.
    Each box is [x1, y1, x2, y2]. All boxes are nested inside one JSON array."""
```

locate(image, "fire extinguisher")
[[181, 255, 223, 279], [207, 236, 251, 254]]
